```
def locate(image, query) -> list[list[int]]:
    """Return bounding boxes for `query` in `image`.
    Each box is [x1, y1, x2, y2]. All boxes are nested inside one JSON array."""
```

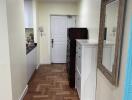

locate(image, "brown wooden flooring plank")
[[24, 64, 79, 100]]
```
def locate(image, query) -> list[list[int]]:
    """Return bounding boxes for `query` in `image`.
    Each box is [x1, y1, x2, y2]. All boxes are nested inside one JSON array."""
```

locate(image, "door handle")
[[51, 39, 54, 48]]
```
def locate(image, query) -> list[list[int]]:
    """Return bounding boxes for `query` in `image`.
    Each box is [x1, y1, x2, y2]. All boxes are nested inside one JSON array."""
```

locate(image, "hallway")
[[24, 64, 79, 100]]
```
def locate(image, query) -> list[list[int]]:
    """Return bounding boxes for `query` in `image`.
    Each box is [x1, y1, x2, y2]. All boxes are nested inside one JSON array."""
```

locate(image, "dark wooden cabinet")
[[66, 28, 88, 88]]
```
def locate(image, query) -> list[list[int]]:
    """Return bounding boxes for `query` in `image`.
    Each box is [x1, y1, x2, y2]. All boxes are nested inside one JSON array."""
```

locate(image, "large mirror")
[[102, 0, 119, 72], [98, 0, 126, 86]]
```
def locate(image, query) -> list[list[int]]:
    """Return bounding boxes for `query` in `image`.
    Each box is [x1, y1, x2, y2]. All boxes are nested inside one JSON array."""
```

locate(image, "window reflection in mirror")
[[102, 0, 119, 72]]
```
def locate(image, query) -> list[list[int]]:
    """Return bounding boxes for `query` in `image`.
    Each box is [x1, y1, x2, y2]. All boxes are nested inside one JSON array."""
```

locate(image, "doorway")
[[50, 15, 76, 63]]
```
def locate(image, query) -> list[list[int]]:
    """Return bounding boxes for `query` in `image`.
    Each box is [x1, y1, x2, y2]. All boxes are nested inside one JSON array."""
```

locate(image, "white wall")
[[32, 0, 40, 67], [0, 0, 13, 99], [24, 0, 33, 28], [24, 0, 38, 44], [6, 0, 28, 100], [0, 0, 28, 100], [77, 0, 101, 40], [33, 0, 38, 43], [96, 0, 132, 100], [37, 1, 78, 64]]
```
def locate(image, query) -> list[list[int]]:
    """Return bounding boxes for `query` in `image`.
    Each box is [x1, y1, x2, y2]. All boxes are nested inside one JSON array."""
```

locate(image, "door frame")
[[50, 14, 77, 63]]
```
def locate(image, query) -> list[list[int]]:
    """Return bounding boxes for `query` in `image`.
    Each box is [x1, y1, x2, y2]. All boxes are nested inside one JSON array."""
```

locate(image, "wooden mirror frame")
[[97, 0, 126, 86]]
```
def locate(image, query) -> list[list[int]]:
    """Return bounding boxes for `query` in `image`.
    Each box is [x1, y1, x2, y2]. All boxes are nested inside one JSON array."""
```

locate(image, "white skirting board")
[[36, 64, 40, 69], [19, 85, 28, 100]]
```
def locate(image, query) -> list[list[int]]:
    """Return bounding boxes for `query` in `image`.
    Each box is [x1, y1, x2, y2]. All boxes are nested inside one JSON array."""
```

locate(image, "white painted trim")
[[19, 85, 28, 100], [36, 64, 40, 69], [40, 62, 51, 65]]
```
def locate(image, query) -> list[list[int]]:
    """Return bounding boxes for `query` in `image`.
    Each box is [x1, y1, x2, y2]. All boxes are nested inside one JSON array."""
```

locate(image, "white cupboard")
[[75, 39, 98, 100], [27, 47, 37, 82]]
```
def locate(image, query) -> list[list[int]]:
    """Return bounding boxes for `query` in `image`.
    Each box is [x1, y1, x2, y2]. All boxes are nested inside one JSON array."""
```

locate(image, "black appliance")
[[66, 28, 88, 88]]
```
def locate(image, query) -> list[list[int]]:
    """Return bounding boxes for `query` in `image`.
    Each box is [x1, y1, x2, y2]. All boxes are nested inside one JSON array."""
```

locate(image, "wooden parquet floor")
[[24, 64, 79, 100]]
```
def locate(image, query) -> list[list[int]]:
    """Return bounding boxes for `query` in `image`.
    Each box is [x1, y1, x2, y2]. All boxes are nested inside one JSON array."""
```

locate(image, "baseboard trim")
[[28, 69, 37, 85], [40, 61, 51, 65], [19, 85, 28, 100], [36, 64, 40, 69]]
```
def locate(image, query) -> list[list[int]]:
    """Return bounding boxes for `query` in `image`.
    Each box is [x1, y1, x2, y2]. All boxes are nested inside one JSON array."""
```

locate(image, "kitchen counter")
[[76, 39, 115, 46], [26, 43, 37, 54], [76, 39, 98, 46], [103, 41, 115, 46]]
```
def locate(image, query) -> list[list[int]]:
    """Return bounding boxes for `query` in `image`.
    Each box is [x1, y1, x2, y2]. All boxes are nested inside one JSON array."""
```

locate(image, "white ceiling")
[[38, 0, 79, 3]]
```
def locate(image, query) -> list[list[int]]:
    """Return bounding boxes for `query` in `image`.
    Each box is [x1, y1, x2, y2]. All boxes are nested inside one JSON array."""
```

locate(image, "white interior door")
[[51, 15, 76, 63]]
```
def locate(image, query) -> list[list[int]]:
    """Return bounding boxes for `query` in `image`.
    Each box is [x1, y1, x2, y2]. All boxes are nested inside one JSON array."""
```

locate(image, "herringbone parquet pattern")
[[24, 64, 79, 100]]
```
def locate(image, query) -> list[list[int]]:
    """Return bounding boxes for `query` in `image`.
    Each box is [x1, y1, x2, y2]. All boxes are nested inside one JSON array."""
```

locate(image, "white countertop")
[[76, 39, 115, 46], [76, 39, 98, 46], [103, 41, 115, 46]]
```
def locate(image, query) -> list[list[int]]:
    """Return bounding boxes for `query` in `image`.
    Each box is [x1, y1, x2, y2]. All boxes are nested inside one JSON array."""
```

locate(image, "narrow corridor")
[[24, 64, 79, 100]]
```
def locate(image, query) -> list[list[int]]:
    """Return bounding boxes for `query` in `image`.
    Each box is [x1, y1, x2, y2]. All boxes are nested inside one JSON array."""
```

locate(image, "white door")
[[51, 15, 76, 63]]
